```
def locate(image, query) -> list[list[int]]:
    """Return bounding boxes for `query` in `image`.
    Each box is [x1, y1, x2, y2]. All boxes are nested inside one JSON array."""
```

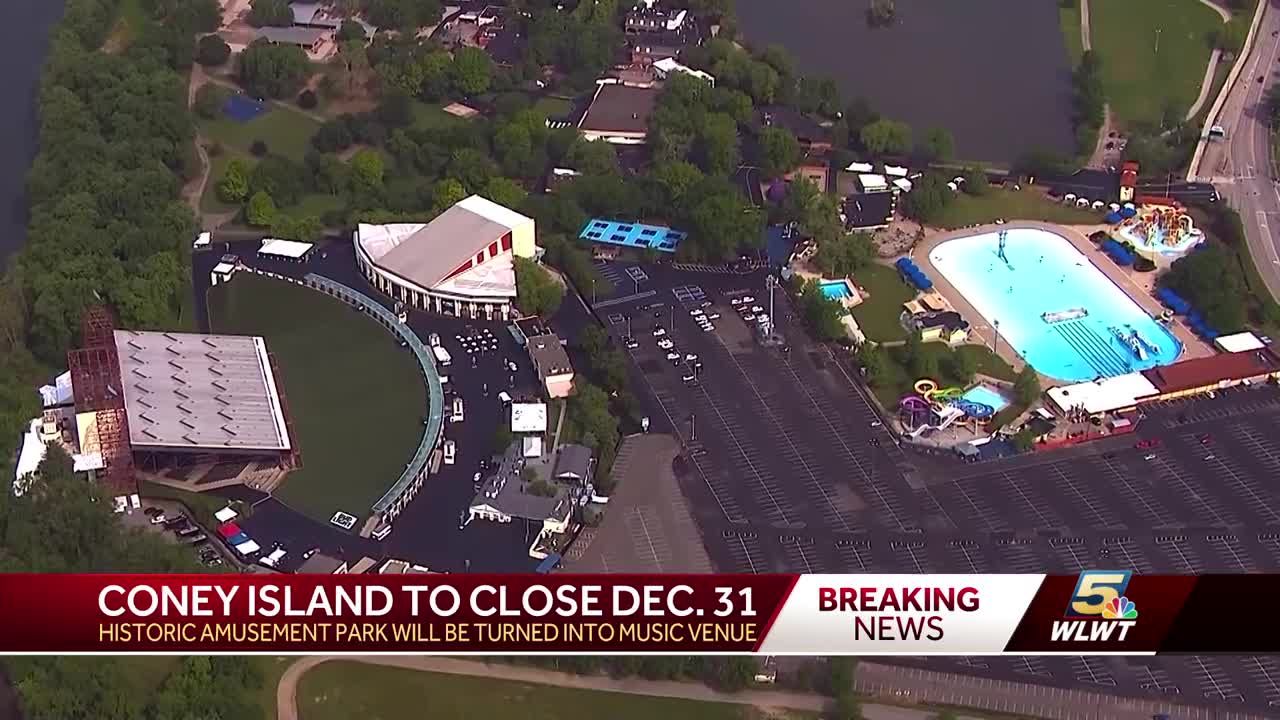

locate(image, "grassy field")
[[532, 95, 575, 118], [201, 105, 321, 162], [933, 188, 1100, 229], [850, 263, 916, 342], [1089, 0, 1222, 127], [1059, 2, 1084, 67], [109, 656, 291, 720], [297, 664, 811, 720], [200, 151, 242, 214], [412, 101, 467, 132], [208, 274, 426, 523]]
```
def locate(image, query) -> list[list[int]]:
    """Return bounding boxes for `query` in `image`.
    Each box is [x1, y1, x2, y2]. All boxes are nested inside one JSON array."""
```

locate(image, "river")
[[0, 0, 64, 268], [734, 0, 1077, 165]]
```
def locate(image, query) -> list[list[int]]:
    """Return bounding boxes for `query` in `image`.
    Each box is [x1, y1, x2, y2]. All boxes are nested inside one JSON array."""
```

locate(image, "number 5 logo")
[[1065, 571, 1132, 618]]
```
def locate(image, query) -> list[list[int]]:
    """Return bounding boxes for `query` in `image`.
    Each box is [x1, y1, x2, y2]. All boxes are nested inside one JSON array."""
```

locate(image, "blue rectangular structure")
[[579, 218, 687, 253]]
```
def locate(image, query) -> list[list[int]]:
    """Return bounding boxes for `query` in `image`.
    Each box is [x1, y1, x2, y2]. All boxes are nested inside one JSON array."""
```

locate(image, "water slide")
[[898, 380, 996, 435]]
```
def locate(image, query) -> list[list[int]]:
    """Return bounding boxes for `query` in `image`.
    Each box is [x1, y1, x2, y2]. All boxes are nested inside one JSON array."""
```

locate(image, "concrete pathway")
[[1198, 0, 1231, 24], [275, 656, 978, 720], [1185, 47, 1223, 121]]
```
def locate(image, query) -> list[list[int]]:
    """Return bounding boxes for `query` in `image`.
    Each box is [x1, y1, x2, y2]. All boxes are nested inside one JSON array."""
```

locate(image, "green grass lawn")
[[532, 95, 575, 118], [291, 192, 346, 219], [1059, 2, 1084, 67], [208, 274, 426, 523], [1089, 0, 1222, 127], [297, 664, 808, 720], [955, 344, 1017, 382], [200, 150, 243, 215], [201, 105, 321, 162], [412, 101, 467, 132], [113, 656, 289, 720], [139, 479, 231, 528], [850, 263, 915, 342], [933, 188, 1100, 229]]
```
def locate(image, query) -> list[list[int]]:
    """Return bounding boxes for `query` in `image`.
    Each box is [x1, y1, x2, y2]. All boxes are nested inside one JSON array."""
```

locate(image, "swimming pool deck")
[[909, 221, 1213, 384]]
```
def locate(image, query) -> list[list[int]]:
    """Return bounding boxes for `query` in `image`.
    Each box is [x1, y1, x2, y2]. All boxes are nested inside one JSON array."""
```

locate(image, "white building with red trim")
[[354, 195, 537, 320]]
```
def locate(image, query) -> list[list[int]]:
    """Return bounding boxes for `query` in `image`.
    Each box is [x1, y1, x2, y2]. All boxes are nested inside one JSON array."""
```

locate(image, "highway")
[[1196, 0, 1280, 301]]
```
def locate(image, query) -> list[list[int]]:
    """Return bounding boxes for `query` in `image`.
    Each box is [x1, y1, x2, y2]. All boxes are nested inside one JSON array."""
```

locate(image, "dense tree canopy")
[[860, 118, 912, 155], [1161, 243, 1248, 332], [514, 257, 564, 317], [239, 39, 310, 98]]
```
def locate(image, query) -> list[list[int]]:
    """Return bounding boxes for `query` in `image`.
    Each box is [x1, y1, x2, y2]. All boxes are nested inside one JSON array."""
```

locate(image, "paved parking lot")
[[580, 261, 1280, 714]]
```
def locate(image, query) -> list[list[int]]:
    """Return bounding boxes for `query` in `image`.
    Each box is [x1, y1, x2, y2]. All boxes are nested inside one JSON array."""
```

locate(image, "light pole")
[[592, 277, 596, 304], [992, 319, 1000, 357]]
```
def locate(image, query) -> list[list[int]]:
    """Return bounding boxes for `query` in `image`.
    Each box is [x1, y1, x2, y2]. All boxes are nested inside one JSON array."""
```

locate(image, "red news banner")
[[0, 573, 1270, 653]]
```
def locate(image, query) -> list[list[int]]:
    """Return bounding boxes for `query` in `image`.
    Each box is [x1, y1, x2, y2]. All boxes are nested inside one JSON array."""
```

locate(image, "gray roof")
[[527, 333, 572, 377], [256, 26, 329, 46], [113, 330, 292, 452], [578, 84, 660, 136], [553, 444, 592, 481], [356, 196, 531, 291]]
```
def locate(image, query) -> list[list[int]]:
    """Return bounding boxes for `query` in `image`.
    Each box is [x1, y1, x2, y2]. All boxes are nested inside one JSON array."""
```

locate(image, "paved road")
[[274, 655, 990, 720], [1196, 0, 1280, 301]]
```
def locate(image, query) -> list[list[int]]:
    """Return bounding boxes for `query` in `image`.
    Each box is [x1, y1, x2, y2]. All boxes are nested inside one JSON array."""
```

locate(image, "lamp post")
[[992, 319, 1000, 357]]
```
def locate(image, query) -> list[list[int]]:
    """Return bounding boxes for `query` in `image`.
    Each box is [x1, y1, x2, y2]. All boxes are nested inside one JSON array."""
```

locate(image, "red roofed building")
[[1140, 347, 1280, 400], [1119, 161, 1138, 203]]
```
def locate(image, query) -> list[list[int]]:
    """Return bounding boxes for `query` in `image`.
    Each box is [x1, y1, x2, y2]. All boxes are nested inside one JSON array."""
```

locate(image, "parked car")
[[667, 352, 681, 361], [652, 327, 666, 337], [444, 440, 457, 465], [742, 296, 755, 303], [658, 339, 674, 349], [149, 513, 167, 525], [624, 336, 639, 349], [707, 313, 720, 320]]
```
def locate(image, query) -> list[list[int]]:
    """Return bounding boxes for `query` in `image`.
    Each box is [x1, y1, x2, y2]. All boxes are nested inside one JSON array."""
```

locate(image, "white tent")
[[234, 540, 261, 556], [844, 161, 874, 173], [511, 402, 548, 433], [892, 178, 913, 193], [259, 238, 314, 259], [39, 372, 74, 408], [884, 165, 909, 177], [214, 507, 239, 523], [858, 174, 888, 192], [193, 232, 212, 250]]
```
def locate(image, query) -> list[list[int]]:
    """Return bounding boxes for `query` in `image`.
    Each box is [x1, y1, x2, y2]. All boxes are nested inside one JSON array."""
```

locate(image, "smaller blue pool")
[[819, 279, 854, 300], [960, 384, 1010, 413]]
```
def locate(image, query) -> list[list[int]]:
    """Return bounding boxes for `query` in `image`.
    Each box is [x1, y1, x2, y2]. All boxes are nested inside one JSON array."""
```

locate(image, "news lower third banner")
[[0, 573, 1270, 654]]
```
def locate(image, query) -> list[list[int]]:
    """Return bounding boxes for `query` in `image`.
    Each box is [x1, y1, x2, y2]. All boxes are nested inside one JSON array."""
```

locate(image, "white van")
[[452, 397, 465, 422], [443, 440, 456, 465], [372, 525, 392, 541]]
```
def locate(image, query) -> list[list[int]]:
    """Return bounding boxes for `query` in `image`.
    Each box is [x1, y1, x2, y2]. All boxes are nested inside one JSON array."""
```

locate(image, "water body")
[[735, 0, 1076, 164], [0, 0, 64, 267]]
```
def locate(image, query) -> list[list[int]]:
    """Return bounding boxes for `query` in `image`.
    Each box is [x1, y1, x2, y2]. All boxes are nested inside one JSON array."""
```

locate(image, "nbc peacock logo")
[[1101, 596, 1138, 620]]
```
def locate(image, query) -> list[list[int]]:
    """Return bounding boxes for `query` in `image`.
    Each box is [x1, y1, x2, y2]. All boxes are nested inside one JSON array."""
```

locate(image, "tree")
[[193, 82, 227, 119], [902, 173, 953, 224], [800, 280, 846, 341], [1161, 243, 1248, 332], [247, 0, 292, 27], [451, 47, 493, 96], [196, 34, 231, 66], [350, 149, 385, 192], [482, 176, 527, 209], [246, 190, 278, 226], [431, 178, 467, 214], [860, 118, 912, 155], [514, 257, 564, 317], [814, 233, 874, 277], [961, 166, 989, 196], [1014, 365, 1041, 405], [564, 139, 619, 176], [270, 213, 323, 242], [239, 40, 310, 98], [337, 19, 368, 45], [834, 690, 862, 720], [948, 348, 977, 384], [757, 125, 800, 178], [828, 657, 856, 695], [377, 90, 414, 128], [216, 158, 251, 203], [920, 126, 954, 162]]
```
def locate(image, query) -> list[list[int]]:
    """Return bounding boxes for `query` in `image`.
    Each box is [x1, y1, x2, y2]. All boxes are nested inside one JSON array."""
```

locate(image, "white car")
[[751, 306, 764, 313], [743, 314, 756, 321], [742, 296, 755, 303], [653, 327, 666, 337], [689, 309, 704, 316], [657, 339, 674, 349], [473, 472, 482, 485], [428, 333, 441, 347], [443, 440, 456, 465], [685, 353, 698, 361], [507, 360, 518, 372], [708, 313, 720, 320], [666, 352, 681, 361], [700, 324, 714, 332]]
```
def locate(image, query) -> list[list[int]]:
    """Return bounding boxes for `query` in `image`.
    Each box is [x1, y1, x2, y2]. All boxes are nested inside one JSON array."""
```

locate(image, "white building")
[[354, 195, 537, 320]]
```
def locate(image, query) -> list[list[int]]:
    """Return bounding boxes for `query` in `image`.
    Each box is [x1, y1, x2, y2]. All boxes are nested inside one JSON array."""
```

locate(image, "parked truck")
[[432, 345, 452, 366]]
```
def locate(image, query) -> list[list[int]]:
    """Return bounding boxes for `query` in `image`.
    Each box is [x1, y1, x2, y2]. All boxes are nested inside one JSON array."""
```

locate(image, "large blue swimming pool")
[[929, 228, 1181, 382]]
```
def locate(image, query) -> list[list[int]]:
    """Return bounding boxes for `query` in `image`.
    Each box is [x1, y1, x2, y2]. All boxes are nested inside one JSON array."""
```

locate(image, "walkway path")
[[1185, 47, 1223, 121], [275, 656, 974, 720], [1198, 0, 1231, 24]]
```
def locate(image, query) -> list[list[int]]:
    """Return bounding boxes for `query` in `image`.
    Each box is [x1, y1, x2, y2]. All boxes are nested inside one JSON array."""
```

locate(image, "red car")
[[1134, 439, 1161, 449]]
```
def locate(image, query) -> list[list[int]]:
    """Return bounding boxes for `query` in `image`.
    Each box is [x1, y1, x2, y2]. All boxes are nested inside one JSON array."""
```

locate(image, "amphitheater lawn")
[[208, 273, 426, 523]]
